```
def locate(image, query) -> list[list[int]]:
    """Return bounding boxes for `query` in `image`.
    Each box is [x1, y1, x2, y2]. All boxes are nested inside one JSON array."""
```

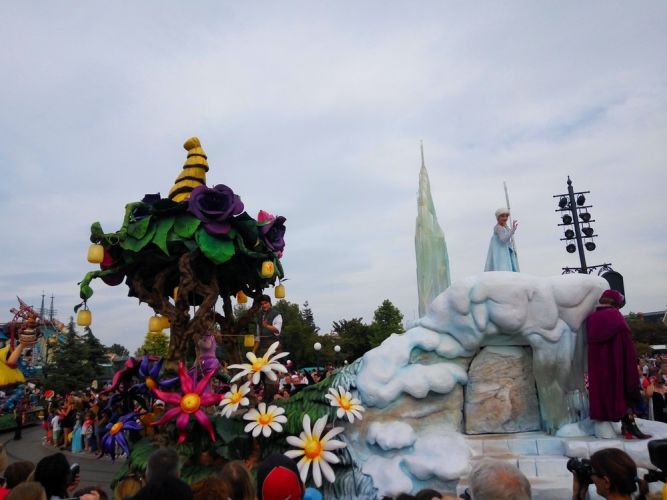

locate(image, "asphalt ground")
[[3, 425, 122, 497]]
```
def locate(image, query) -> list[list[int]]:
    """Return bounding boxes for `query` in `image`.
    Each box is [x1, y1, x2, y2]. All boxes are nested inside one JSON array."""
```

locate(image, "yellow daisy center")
[[304, 437, 323, 459], [145, 377, 157, 390], [251, 358, 267, 371], [338, 396, 352, 411], [258, 413, 273, 426], [230, 392, 242, 404], [180, 393, 201, 414], [110, 422, 124, 435]]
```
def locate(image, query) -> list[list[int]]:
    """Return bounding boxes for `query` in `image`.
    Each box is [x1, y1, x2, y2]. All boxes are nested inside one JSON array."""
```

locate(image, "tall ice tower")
[[415, 143, 451, 316]]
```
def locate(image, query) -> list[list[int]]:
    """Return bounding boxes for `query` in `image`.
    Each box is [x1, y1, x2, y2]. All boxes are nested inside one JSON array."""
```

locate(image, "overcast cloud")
[[1, 1, 665, 353]]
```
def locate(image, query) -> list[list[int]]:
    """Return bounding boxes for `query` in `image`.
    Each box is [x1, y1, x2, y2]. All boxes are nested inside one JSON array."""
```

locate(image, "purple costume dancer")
[[189, 331, 220, 385]]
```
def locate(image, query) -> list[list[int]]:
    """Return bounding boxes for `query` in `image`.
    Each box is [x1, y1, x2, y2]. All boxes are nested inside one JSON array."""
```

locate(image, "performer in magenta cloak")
[[586, 289, 649, 439]]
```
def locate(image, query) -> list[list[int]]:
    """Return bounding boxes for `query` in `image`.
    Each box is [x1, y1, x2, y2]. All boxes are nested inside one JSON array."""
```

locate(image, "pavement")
[[2, 425, 122, 497]]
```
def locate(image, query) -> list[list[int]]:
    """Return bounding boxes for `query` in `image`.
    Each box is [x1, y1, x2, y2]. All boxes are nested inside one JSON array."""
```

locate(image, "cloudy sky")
[[1, 2, 665, 353]]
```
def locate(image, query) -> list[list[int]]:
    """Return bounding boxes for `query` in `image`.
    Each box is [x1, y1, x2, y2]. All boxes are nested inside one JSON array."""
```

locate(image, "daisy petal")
[[312, 415, 328, 438], [312, 459, 322, 487], [285, 449, 304, 459], [262, 425, 272, 437], [322, 451, 340, 464], [286, 435, 306, 447], [323, 439, 347, 450], [320, 459, 336, 484]]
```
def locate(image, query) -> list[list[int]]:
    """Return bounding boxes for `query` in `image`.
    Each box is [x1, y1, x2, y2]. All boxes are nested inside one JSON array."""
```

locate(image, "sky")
[[1, 1, 666, 353]]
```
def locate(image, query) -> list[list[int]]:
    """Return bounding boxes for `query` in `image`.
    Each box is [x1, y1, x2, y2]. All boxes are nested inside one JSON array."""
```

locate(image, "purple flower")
[[259, 215, 286, 253], [102, 412, 143, 461], [130, 355, 178, 395], [188, 184, 244, 235]]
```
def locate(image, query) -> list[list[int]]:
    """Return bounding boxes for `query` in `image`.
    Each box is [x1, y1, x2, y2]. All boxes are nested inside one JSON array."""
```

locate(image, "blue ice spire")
[[415, 142, 451, 317]]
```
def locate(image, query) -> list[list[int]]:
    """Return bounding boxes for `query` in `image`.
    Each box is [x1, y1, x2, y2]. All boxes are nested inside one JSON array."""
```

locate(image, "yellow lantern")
[[148, 315, 163, 332], [159, 315, 171, 330], [87, 244, 105, 264], [236, 291, 248, 304], [275, 284, 285, 299], [77, 309, 92, 327], [243, 335, 255, 348], [260, 261, 275, 278]]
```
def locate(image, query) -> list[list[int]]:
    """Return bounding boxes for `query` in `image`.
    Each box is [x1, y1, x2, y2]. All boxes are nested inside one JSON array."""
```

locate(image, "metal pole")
[[503, 181, 520, 271], [566, 177, 588, 273]]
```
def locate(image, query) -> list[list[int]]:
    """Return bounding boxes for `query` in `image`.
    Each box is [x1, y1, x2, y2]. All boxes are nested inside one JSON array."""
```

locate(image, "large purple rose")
[[257, 210, 286, 252], [188, 184, 244, 235]]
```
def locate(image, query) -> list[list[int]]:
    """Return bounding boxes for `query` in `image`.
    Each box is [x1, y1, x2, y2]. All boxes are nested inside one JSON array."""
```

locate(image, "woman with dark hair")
[[220, 460, 254, 500], [33, 453, 75, 499], [572, 448, 649, 500]]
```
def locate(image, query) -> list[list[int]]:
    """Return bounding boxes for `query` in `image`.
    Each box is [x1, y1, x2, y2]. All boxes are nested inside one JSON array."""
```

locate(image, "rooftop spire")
[[420, 140, 425, 169]]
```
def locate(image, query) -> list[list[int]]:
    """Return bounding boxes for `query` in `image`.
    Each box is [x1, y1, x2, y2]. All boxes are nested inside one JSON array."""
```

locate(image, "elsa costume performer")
[[484, 207, 519, 272]]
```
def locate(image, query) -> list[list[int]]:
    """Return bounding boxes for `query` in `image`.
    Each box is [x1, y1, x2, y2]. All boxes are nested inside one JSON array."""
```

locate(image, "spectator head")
[[74, 486, 109, 500], [469, 458, 531, 500], [113, 475, 143, 500], [130, 476, 192, 500], [589, 448, 647, 498], [146, 448, 181, 482], [4, 460, 35, 488], [257, 454, 304, 500], [34, 452, 71, 499], [220, 460, 254, 500], [6, 481, 46, 500], [415, 488, 444, 500], [191, 476, 230, 500]]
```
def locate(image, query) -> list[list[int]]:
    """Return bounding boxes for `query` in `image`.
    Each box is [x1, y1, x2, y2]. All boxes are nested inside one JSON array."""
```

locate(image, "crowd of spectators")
[[638, 353, 667, 423]]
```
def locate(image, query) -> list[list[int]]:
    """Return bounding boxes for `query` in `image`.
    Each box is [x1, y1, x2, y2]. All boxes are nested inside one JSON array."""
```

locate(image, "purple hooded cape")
[[586, 306, 639, 421]]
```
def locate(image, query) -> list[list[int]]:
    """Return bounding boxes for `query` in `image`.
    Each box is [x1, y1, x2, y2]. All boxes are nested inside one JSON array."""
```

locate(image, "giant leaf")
[[121, 224, 157, 252], [127, 216, 153, 239], [152, 216, 175, 255], [232, 211, 259, 245], [173, 214, 201, 238], [195, 228, 236, 264]]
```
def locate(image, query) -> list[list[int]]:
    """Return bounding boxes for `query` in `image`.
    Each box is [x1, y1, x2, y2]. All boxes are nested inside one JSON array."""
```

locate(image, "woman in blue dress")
[[71, 413, 83, 453], [484, 207, 519, 272]]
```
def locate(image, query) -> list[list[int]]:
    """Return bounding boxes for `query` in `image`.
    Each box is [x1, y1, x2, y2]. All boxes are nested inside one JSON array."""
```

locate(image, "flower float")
[[102, 412, 143, 461], [243, 403, 287, 438], [285, 414, 347, 488], [219, 382, 251, 418], [325, 387, 365, 423], [152, 362, 223, 444], [228, 341, 288, 384]]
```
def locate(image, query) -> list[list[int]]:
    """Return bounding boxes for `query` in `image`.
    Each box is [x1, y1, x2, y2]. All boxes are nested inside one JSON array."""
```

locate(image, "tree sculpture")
[[76, 137, 286, 365]]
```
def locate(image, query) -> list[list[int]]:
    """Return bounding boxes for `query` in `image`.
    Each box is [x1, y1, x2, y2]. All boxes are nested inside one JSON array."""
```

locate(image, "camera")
[[68, 463, 80, 485], [567, 457, 592, 484], [645, 439, 667, 483]]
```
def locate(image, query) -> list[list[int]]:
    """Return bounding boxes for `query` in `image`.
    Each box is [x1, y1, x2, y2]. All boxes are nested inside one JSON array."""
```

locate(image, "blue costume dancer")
[[484, 207, 519, 272]]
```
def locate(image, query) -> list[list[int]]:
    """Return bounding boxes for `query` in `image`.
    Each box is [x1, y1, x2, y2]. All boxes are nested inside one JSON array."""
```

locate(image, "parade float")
[[77, 138, 667, 498]]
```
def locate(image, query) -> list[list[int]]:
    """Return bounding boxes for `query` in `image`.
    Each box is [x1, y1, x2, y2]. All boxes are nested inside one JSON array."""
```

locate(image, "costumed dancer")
[[586, 289, 650, 439], [0, 334, 36, 387], [189, 330, 221, 385], [484, 207, 519, 272]]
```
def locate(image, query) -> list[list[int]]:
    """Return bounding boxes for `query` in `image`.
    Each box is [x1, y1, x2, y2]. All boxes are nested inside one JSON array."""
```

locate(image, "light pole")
[[334, 344, 341, 367], [313, 342, 322, 369]]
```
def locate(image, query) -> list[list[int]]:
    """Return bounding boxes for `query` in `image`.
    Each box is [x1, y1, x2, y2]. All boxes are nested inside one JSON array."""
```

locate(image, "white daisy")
[[228, 341, 288, 384], [243, 403, 287, 438], [284, 414, 346, 488], [325, 387, 365, 423], [219, 382, 251, 418]]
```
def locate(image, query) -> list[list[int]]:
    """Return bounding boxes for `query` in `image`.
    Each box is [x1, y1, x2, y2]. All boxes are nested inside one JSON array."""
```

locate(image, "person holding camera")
[[571, 449, 649, 500]]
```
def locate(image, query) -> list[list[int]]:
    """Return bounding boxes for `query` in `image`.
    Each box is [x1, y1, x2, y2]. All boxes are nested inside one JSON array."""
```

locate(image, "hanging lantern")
[[275, 284, 285, 299], [77, 308, 92, 327], [237, 291, 248, 304], [566, 244, 577, 253], [159, 315, 171, 330], [244, 335, 255, 348], [87, 244, 105, 264], [148, 315, 163, 332], [260, 261, 275, 278]]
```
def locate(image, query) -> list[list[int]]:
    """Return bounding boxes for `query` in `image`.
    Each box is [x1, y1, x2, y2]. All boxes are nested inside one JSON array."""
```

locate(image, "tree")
[[82, 327, 108, 379], [108, 343, 130, 358], [627, 313, 667, 349], [273, 300, 319, 367], [369, 299, 404, 348], [301, 302, 320, 334], [48, 318, 96, 393], [136, 331, 170, 358], [332, 318, 373, 362]]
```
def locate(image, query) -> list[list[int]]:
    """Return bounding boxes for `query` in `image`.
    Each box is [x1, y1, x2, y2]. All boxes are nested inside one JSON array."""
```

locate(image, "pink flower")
[[152, 362, 222, 444]]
